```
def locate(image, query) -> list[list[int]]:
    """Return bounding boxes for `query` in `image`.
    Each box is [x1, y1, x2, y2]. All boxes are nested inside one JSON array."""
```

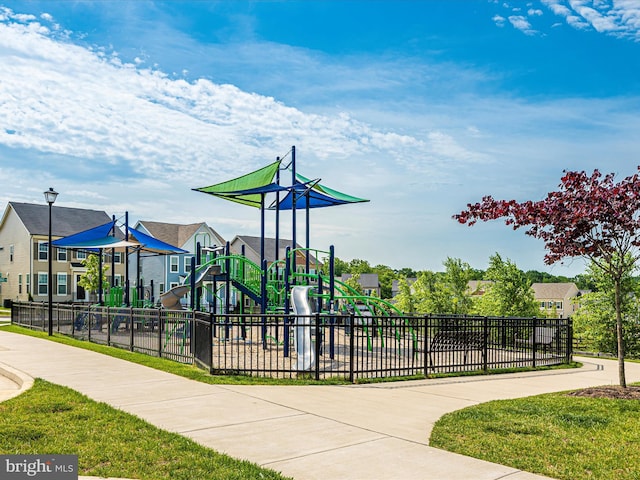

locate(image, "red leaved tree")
[[454, 168, 640, 387]]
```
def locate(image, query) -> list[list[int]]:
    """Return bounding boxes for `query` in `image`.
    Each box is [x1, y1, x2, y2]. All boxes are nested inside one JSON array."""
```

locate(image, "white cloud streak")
[[1, 4, 640, 275], [541, 0, 640, 39]]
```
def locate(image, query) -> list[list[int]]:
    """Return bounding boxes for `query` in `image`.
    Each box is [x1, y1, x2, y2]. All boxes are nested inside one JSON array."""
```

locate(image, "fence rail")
[[11, 302, 572, 382]]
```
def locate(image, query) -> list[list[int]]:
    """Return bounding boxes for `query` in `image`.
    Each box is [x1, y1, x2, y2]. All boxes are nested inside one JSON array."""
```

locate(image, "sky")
[[1, 1, 640, 276]]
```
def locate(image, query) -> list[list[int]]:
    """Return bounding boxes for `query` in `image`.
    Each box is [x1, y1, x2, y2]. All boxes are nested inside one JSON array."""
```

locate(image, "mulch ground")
[[568, 385, 640, 400]]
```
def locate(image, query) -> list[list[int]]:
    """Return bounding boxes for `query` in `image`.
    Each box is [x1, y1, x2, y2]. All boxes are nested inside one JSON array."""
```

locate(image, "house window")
[[76, 250, 87, 260], [555, 301, 563, 309], [170, 256, 179, 273], [26, 274, 30, 294], [547, 301, 554, 308], [18, 274, 22, 294], [9, 245, 14, 262], [57, 247, 67, 262], [184, 256, 193, 272], [113, 252, 122, 264], [57, 273, 67, 295], [38, 273, 48, 296], [170, 282, 179, 289], [113, 274, 122, 287], [159, 283, 165, 294], [539, 302, 546, 308], [38, 241, 48, 261]]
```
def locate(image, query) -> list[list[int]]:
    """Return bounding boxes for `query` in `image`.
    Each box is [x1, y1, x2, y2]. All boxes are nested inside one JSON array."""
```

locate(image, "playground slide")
[[290, 285, 315, 371], [160, 264, 220, 310]]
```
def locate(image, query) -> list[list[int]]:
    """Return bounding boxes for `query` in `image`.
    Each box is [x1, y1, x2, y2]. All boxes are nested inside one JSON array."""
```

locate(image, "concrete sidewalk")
[[0, 330, 638, 480]]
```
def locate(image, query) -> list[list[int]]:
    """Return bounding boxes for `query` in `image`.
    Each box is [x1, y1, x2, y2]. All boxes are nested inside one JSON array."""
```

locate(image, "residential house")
[[531, 282, 581, 318], [131, 221, 225, 304], [229, 235, 319, 273], [340, 273, 381, 298], [466, 280, 581, 318], [0, 202, 125, 304], [391, 278, 416, 298], [467, 280, 494, 297]]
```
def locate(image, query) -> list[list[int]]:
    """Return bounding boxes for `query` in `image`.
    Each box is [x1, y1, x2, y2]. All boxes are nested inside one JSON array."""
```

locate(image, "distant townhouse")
[[0, 202, 125, 305], [229, 235, 318, 272], [391, 278, 416, 298], [531, 282, 581, 318], [131, 220, 225, 304], [340, 273, 381, 297]]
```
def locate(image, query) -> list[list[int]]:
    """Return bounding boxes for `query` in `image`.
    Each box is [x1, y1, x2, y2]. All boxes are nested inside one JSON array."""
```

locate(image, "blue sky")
[[1, 1, 639, 276]]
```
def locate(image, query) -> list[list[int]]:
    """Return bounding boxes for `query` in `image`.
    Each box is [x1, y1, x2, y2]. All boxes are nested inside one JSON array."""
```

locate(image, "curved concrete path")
[[0, 329, 638, 480]]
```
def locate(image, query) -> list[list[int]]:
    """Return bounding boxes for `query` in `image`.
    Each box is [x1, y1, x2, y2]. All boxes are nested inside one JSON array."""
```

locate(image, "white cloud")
[[508, 15, 538, 34], [493, 14, 507, 26], [541, 0, 640, 39], [1, 4, 639, 276]]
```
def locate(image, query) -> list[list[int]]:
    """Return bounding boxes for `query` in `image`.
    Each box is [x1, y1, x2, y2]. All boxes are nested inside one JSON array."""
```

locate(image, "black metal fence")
[[11, 302, 572, 382]]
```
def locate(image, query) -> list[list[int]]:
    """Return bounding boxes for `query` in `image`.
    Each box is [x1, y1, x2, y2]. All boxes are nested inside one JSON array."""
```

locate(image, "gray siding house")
[[0, 202, 124, 304], [131, 221, 225, 305]]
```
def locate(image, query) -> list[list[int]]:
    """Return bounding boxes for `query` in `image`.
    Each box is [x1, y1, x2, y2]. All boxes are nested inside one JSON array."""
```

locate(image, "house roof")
[[137, 221, 223, 249], [5, 202, 111, 237], [531, 282, 579, 300], [341, 273, 380, 288], [232, 235, 318, 264], [467, 280, 493, 295]]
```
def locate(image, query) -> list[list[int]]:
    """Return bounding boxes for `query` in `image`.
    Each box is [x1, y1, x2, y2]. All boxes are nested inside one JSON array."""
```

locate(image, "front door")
[[75, 274, 87, 301]]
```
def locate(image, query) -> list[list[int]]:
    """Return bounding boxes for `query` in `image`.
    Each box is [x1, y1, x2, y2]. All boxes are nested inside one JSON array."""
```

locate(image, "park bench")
[[427, 329, 486, 368], [515, 326, 556, 352]]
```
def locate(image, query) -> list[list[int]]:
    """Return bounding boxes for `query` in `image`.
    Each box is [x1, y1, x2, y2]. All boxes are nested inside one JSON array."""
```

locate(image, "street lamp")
[[44, 187, 58, 336]]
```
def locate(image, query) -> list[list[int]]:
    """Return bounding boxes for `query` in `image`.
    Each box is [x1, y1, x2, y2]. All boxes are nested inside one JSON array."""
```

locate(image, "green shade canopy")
[[193, 160, 282, 208]]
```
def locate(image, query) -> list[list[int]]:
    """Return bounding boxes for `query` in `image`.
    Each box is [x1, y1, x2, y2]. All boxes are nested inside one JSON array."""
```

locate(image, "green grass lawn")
[[430, 390, 640, 480], [0, 379, 290, 480]]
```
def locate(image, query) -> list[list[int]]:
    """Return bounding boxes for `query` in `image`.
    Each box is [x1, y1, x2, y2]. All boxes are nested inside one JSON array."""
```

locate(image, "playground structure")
[[46, 146, 434, 371], [35, 146, 573, 379]]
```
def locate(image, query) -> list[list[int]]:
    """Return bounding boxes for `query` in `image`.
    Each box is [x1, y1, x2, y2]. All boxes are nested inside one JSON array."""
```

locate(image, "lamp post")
[[44, 187, 58, 336]]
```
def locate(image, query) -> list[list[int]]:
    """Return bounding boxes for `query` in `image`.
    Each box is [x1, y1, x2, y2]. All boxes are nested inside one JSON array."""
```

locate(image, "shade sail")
[[269, 173, 369, 210], [50, 221, 135, 251], [127, 227, 188, 254], [51, 220, 186, 254], [193, 160, 282, 208]]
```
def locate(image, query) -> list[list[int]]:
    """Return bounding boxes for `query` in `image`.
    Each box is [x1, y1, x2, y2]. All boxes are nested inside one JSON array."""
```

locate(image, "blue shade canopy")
[[269, 174, 369, 210], [50, 220, 186, 254], [127, 227, 188, 254], [50, 221, 134, 251]]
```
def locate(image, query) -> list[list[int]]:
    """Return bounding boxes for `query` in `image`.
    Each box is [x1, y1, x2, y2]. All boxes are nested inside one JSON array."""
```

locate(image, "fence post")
[[483, 316, 489, 372], [129, 306, 135, 352], [567, 317, 573, 363], [532, 317, 538, 368], [349, 314, 355, 383], [423, 315, 429, 377], [209, 311, 214, 373], [157, 309, 163, 357], [314, 312, 321, 381]]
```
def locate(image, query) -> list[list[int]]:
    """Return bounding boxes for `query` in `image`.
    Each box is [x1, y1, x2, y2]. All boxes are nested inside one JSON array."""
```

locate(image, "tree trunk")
[[614, 279, 627, 388]]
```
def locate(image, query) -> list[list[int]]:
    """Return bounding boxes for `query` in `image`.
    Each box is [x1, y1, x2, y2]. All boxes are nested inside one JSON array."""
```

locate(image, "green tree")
[[331, 257, 349, 277], [373, 264, 395, 299], [405, 258, 474, 314], [348, 259, 373, 274], [572, 258, 640, 356], [473, 253, 538, 317], [78, 254, 109, 297], [396, 267, 417, 278], [394, 277, 416, 313], [343, 273, 363, 295], [440, 257, 474, 314]]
